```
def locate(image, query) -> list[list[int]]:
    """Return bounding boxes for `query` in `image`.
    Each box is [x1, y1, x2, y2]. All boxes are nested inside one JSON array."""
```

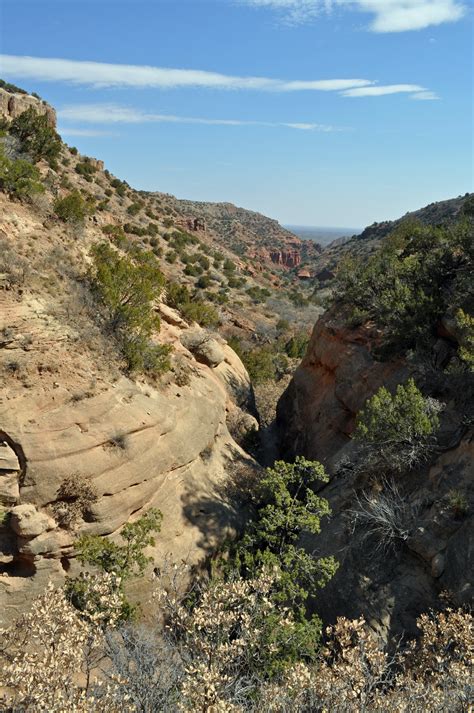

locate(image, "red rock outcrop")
[[277, 309, 408, 463], [270, 250, 301, 268]]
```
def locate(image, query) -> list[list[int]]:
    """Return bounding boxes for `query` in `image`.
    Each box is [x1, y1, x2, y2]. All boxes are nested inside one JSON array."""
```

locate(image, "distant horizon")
[[284, 223, 362, 232]]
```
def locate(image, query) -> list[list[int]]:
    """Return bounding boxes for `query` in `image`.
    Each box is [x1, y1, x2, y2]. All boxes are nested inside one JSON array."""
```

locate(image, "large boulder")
[[180, 329, 225, 368], [10, 504, 56, 538]]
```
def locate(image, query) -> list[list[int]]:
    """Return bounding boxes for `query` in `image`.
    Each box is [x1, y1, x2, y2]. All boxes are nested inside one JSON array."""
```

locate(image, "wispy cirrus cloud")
[[240, 0, 467, 32], [57, 127, 119, 137], [57, 103, 341, 131], [342, 83, 426, 97], [0, 54, 372, 92], [0, 55, 438, 101]]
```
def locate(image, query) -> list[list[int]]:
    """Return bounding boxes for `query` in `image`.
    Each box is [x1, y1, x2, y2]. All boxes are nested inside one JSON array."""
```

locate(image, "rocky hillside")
[[0, 89, 267, 625], [158, 197, 322, 270]]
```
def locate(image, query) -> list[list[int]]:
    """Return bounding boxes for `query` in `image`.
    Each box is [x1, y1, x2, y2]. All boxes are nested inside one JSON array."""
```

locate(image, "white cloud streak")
[[241, 0, 467, 32], [0, 55, 438, 102], [58, 127, 119, 137], [410, 90, 439, 100], [57, 103, 340, 131], [342, 83, 426, 96], [0, 54, 372, 92]]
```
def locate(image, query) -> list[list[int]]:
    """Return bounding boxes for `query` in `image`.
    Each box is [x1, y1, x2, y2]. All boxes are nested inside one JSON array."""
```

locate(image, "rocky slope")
[[277, 309, 473, 641]]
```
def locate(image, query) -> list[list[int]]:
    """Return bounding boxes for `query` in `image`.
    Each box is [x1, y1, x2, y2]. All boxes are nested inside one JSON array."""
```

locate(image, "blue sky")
[[0, 0, 472, 227]]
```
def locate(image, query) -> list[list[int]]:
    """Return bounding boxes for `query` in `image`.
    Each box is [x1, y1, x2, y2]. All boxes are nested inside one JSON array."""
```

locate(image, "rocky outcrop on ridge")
[[0, 88, 56, 127]]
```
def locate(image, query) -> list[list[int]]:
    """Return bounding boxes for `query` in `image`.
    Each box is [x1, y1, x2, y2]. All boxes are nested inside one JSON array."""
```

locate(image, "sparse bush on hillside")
[[0, 145, 44, 200], [51, 473, 98, 528], [165, 280, 220, 327], [180, 299, 220, 328], [110, 177, 127, 197], [284, 331, 310, 359], [127, 200, 143, 216], [9, 107, 61, 165], [91, 242, 171, 375], [455, 308, 474, 370], [246, 285, 271, 303], [0, 78, 28, 94], [354, 378, 442, 473], [74, 158, 97, 181], [229, 339, 288, 384], [54, 190, 95, 224]]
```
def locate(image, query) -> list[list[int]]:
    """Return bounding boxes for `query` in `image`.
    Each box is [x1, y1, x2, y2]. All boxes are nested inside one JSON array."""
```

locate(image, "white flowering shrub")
[[1, 568, 471, 712], [0, 574, 130, 712]]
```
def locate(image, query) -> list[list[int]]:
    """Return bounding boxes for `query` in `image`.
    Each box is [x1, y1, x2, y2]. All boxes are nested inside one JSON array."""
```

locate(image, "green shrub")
[[229, 457, 337, 617], [165, 282, 191, 310], [285, 332, 310, 359], [446, 489, 469, 517], [196, 274, 211, 289], [455, 309, 474, 370], [54, 191, 94, 224], [127, 201, 143, 216], [246, 286, 271, 303], [110, 177, 127, 197], [223, 258, 236, 273], [75, 158, 97, 180], [91, 243, 171, 375], [354, 378, 442, 473], [9, 107, 61, 165], [0, 79, 28, 94], [69, 508, 162, 620], [0, 146, 44, 200], [180, 300, 220, 328]]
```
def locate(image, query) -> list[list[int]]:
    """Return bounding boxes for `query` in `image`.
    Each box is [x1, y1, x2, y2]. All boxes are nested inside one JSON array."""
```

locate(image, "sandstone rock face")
[[277, 311, 408, 464], [0, 284, 257, 626], [277, 309, 473, 642], [10, 504, 56, 538], [0, 88, 56, 127]]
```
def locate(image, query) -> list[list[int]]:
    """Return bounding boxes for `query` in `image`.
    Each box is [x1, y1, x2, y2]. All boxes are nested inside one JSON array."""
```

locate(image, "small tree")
[[354, 378, 442, 472], [91, 243, 171, 374], [0, 145, 44, 199], [69, 508, 163, 620], [9, 107, 61, 165], [232, 457, 338, 617]]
